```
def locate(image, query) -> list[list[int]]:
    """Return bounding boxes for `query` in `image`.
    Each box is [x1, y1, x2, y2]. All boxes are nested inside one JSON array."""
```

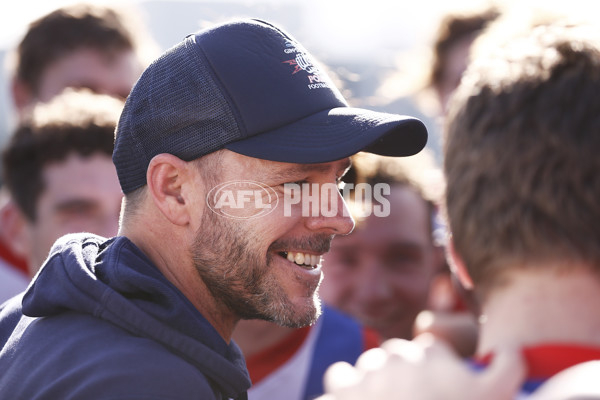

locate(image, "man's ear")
[[146, 153, 195, 226], [0, 199, 31, 262], [446, 238, 474, 290], [11, 78, 33, 113]]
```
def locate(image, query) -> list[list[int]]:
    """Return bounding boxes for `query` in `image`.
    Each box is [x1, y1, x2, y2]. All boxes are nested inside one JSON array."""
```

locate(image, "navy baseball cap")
[[114, 19, 427, 194]]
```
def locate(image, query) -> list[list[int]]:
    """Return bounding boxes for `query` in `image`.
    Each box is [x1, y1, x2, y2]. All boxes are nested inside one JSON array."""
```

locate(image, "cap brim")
[[225, 107, 428, 163]]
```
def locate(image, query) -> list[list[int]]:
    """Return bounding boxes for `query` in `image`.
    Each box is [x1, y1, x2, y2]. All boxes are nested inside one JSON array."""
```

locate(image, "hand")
[[413, 310, 479, 358], [320, 334, 526, 400]]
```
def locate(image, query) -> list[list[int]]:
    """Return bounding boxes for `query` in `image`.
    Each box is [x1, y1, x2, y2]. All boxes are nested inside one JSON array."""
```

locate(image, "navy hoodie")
[[0, 234, 251, 399]]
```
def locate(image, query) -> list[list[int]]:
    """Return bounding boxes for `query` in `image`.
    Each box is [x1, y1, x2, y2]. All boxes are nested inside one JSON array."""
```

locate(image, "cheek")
[[32, 205, 62, 244], [248, 217, 286, 252], [388, 273, 432, 305], [321, 268, 356, 301], [28, 220, 61, 261]]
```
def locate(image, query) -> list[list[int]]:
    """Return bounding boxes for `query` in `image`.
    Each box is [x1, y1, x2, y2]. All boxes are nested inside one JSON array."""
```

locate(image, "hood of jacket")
[[22, 233, 251, 398]]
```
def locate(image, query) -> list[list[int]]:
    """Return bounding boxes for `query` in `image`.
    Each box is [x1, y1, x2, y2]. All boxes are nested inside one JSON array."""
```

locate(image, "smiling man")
[[0, 19, 426, 399]]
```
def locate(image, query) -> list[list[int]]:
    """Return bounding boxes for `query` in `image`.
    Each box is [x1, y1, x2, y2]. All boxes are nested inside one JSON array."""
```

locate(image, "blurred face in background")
[[13, 48, 142, 113], [24, 153, 122, 275], [36, 48, 142, 102], [435, 36, 474, 115], [320, 185, 441, 340]]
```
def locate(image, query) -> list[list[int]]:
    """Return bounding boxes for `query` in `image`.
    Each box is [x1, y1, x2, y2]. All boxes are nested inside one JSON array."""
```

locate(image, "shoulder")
[[1, 312, 219, 399], [69, 354, 219, 399]]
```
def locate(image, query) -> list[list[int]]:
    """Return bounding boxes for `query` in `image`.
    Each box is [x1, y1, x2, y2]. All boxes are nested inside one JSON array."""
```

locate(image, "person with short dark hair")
[[10, 2, 153, 112], [321, 18, 600, 400], [321, 151, 447, 341], [376, 6, 500, 163], [2, 89, 124, 276], [428, 6, 500, 114], [0, 2, 156, 302]]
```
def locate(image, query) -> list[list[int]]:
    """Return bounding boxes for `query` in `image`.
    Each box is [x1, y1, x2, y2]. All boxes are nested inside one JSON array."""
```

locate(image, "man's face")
[[320, 185, 440, 340], [34, 47, 142, 104], [190, 151, 354, 328], [26, 152, 123, 274]]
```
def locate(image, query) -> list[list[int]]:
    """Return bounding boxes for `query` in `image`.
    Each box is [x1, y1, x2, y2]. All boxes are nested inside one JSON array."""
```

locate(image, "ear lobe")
[[146, 154, 193, 226], [446, 238, 474, 290]]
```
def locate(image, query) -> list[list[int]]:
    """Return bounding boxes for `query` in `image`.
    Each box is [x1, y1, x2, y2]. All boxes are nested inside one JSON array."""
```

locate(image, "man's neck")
[[120, 218, 238, 343], [477, 265, 600, 356]]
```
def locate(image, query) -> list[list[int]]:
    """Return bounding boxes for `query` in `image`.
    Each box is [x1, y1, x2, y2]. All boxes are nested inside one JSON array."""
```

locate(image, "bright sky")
[[0, 0, 502, 52], [3, 0, 598, 54], [0, 0, 130, 48], [1, 0, 597, 97], [0, 0, 503, 138], [0, 0, 596, 142]]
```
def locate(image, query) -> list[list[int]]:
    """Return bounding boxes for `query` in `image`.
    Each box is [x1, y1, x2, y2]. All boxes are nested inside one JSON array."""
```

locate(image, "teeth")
[[311, 254, 320, 266], [284, 251, 321, 267], [304, 253, 311, 264]]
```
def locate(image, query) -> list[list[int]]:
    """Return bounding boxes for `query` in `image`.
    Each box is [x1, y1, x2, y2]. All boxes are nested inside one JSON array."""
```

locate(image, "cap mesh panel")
[[113, 35, 241, 193]]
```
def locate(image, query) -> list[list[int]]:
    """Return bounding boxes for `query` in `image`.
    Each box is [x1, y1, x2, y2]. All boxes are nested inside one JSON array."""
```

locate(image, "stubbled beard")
[[191, 210, 330, 328]]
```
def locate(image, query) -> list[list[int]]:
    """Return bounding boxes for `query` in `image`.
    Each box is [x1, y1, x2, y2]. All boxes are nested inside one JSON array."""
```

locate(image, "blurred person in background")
[[2, 89, 124, 279], [0, 2, 156, 301], [0, 189, 29, 301], [233, 305, 379, 400], [322, 16, 600, 400], [376, 5, 500, 163], [320, 151, 478, 356], [427, 6, 501, 115], [320, 151, 443, 341], [9, 2, 154, 114]]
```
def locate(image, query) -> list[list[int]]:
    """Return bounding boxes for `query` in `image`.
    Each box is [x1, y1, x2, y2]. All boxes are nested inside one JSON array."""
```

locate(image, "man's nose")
[[304, 187, 354, 235]]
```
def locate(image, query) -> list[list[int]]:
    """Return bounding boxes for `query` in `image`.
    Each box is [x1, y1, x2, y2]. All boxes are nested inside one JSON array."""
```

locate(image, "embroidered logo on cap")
[[282, 40, 330, 90]]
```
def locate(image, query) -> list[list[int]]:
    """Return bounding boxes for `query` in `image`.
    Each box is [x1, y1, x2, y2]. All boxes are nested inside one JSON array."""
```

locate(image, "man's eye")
[[384, 251, 422, 271], [282, 179, 307, 187], [57, 201, 95, 217]]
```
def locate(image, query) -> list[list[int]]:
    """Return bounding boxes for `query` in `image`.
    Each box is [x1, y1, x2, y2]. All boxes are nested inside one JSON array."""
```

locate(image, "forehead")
[[221, 150, 351, 180], [37, 48, 142, 101], [41, 153, 121, 201]]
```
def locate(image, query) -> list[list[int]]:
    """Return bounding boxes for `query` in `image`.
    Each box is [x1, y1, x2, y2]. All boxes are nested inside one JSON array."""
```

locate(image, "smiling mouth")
[[278, 251, 322, 269]]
